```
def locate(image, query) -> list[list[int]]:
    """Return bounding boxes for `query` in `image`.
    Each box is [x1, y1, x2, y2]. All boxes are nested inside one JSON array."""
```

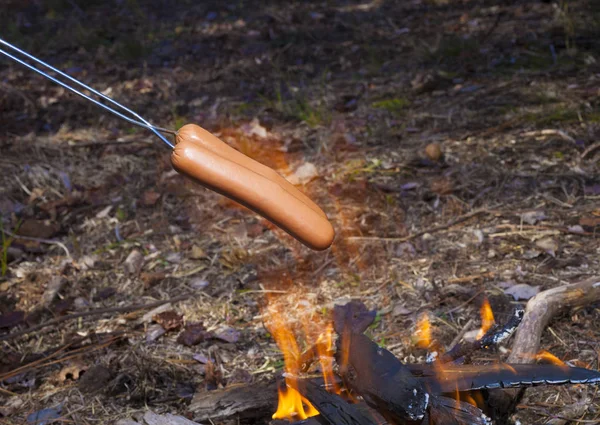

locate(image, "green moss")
[[372, 97, 410, 114]]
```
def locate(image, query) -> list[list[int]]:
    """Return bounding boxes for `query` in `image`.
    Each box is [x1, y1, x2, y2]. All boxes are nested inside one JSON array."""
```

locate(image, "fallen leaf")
[[227, 368, 253, 385], [521, 211, 547, 225], [153, 311, 183, 331], [190, 278, 210, 290], [504, 283, 540, 301], [214, 326, 240, 343], [178, 323, 212, 346], [579, 216, 600, 228], [535, 237, 559, 257], [78, 365, 112, 394], [58, 360, 87, 382], [523, 249, 541, 260], [141, 272, 166, 289], [141, 190, 161, 206], [93, 287, 117, 301], [192, 353, 209, 364], [287, 162, 319, 185], [17, 219, 60, 239], [430, 177, 453, 195], [124, 249, 144, 275], [27, 406, 62, 425], [392, 304, 412, 316], [240, 118, 268, 139], [146, 324, 167, 343], [0, 311, 25, 329], [0, 396, 24, 417], [189, 245, 206, 259]]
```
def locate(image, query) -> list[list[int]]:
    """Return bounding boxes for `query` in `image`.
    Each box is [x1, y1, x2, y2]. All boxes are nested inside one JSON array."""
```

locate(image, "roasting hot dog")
[[171, 124, 335, 250]]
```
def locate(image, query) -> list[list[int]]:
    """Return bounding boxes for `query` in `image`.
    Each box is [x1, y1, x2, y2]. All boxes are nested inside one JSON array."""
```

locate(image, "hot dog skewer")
[[0, 38, 335, 250]]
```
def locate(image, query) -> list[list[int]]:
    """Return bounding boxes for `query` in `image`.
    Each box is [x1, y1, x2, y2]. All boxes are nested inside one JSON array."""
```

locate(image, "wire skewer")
[[0, 38, 335, 250], [0, 37, 175, 148]]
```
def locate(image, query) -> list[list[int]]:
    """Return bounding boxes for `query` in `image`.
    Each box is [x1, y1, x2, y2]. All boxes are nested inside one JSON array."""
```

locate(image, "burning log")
[[289, 376, 384, 425], [332, 302, 431, 423], [190, 285, 600, 425]]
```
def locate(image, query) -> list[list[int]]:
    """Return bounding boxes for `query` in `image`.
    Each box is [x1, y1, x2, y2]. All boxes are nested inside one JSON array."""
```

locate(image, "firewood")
[[189, 381, 277, 423], [290, 376, 381, 425]]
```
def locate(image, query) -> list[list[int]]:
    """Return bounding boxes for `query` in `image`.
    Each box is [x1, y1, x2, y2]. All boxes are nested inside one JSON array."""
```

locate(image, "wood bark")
[[189, 381, 277, 423]]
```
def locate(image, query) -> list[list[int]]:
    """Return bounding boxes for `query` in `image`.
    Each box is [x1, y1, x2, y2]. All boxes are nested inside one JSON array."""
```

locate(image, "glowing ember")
[[415, 313, 431, 348], [476, 298, 495, 340]]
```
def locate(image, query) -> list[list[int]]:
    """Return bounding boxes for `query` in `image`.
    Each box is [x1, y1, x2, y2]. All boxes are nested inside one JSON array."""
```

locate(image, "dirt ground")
[[1, 1, 600, 424]]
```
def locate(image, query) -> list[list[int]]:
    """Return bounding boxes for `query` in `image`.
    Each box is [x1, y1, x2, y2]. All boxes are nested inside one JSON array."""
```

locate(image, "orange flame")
[[273, 384, 319, 420], [317, 324, 342, 394], [266, 296, 332, 421], [415, 313, 431, 348], [476, 298, 495, 340], [536, 350, 566, 367]]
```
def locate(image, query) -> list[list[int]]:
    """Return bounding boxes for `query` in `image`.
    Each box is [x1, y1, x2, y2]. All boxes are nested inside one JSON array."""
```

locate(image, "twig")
[[445, 288, 485, 315], [446, 318, 475, 351], [2, 229, 72, 259], [447, 272, 495, 284], [521, 129, 576, 144], [346, 208, 492, 243], [581, 141, 600, 159], [0, 294, 192, 342], [0, 334, 122, 382]]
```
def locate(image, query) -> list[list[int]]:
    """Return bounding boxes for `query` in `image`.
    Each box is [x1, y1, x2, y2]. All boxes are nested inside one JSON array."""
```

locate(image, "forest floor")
[[1, 1, 600, 424]]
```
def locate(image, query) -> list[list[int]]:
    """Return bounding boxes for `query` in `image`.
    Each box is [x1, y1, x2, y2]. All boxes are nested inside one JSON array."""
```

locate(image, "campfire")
[[263, 296, 600, 425]]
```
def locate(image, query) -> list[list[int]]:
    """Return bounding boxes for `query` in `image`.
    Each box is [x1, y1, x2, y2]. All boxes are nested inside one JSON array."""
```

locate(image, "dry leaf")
[[153, 311, 183, 331], [124, 249, 144, 275], [58, 360, 87, 382], [287, 162, 319, 185]]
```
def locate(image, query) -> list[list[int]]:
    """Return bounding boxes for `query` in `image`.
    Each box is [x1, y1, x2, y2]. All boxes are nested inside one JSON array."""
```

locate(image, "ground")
[[1, 0, 600, 424]]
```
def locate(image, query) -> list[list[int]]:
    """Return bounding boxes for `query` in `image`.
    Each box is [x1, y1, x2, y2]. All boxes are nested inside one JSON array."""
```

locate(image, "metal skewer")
[[0, 37, 175, 148]]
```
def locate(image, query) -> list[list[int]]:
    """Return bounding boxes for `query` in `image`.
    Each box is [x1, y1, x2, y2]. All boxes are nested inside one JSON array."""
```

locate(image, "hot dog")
[[176, 124, 327, 218], [171, 124, 335, 250]]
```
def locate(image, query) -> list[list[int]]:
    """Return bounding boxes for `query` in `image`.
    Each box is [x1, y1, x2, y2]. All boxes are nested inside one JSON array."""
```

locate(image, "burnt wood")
[[438, 309, 524, 364], [408, 363, 600, 393], [290, 377, 379, 425], [333, 302, 431, 423], [190, 381, 277, 422]]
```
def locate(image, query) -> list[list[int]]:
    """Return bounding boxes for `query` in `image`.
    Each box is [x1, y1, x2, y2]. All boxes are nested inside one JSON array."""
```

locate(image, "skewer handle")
[[171, 124, 335, 250]]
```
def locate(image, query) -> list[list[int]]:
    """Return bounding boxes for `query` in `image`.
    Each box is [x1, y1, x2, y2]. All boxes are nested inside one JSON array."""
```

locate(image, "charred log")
[[290, 376, 383, 425]]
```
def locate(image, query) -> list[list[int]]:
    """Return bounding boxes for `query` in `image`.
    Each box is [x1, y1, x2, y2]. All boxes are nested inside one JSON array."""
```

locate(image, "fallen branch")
[[487, 276, 600, 422], [508, 276, 600, 364], [0, 294, 192, 342]]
